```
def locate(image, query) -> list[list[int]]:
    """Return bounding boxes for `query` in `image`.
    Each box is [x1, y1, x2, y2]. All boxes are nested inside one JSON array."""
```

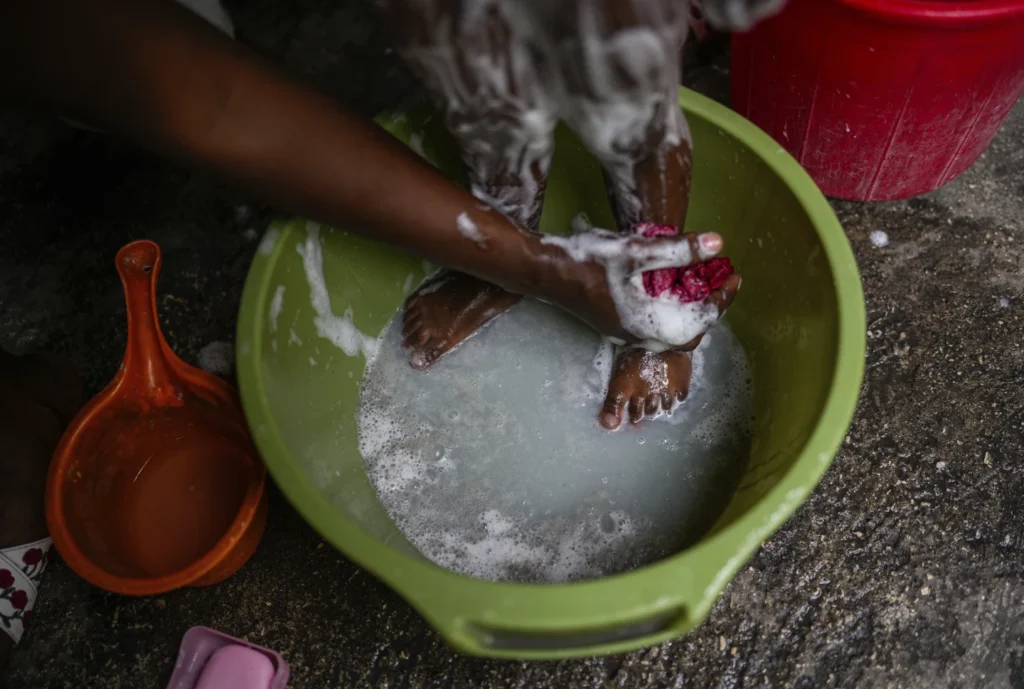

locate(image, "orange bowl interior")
[[47, 383, 266, 595]]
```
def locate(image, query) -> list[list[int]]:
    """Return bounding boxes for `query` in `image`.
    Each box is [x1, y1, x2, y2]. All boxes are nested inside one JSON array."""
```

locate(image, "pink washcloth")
[[636, 223, 734, 303]]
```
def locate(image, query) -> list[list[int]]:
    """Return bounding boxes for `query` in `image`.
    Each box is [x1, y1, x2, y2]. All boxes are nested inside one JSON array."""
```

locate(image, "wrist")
[[476, 222, 565, 298]]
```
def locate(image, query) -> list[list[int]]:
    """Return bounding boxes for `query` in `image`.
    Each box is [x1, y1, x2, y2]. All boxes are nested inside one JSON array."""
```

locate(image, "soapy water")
[[357, 298, 752, 582], [296, 224, 379, 360]]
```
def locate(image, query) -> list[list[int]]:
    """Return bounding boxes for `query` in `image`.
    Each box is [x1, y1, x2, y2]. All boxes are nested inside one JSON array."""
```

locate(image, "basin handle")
[[458, 605, 690, 655]]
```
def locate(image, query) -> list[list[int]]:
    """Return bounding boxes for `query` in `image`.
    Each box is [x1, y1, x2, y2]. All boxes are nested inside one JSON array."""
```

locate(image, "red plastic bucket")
[[731, 0, 1024, 201]]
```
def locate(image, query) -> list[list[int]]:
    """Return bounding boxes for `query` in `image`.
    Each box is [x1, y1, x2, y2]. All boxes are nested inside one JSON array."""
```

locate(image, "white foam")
[[583, 337, 615, 401], [297, 222, 379, 361], [571, 212, 593, 235], [269, 286, 285, 332], [456, 212, 487, 246], [638, 350, 669, 395], [397, 1, 690, 230], [870, 230, 890, 248], [354, 299, 752, 583], [408, 130, 426, 158], [258, 227, 280, 256]]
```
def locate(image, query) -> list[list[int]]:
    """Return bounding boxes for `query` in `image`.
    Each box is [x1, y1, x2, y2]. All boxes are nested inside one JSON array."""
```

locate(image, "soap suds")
[[583, 337, 616, 401], [269, 285, 285, 333], [408, 130, 426, 157], [353, 299, 752, 582], [541, 229, 719, 347], [571, 212, 593, 235], [258, 227, 280, 256], [395, 0, 690, 230], [638, 350, 670, 395], [456, 212, 487, 246], [297, 222, 379, 361]]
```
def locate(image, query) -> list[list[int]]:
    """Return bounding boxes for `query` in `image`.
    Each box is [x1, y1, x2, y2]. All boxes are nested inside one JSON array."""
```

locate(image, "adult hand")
[[522, 228, 738, 346]]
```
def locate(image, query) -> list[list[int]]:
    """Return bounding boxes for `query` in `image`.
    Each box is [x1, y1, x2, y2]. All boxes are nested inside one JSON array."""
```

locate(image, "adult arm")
[[0, 0, 721, 345]]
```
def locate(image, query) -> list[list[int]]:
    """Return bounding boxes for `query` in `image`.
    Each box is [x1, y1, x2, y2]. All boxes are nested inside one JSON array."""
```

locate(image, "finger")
[[660, 393, 674, 412], [705, 273, 742, 317], [626, 232, 722, 275], [600, 391, 628, 430], [644, 395, 661, 417], [629, 395, 646, 424]]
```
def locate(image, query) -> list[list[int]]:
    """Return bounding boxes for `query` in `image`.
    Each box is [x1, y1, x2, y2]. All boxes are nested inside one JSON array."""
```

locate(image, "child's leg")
[[378, 0, 557, 368], [561, 0, 737, 428], [560, 0, 693, 231]]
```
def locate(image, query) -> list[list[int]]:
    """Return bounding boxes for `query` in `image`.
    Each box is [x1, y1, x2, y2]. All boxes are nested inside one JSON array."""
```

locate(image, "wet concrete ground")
[[3, 2, 1024, 687]]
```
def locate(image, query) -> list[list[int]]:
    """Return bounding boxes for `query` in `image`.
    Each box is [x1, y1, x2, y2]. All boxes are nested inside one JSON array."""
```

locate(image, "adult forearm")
[[0, 0, 545, 293]]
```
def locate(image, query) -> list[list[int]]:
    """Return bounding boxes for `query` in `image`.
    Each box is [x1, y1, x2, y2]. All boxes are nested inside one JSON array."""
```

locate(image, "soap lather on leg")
[[378, 0, 557, 369], [559, 0, 740, 429]]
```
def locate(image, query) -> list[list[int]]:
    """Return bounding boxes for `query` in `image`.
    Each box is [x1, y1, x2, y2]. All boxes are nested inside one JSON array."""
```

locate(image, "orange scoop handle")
[[115, 240, 188, 409]]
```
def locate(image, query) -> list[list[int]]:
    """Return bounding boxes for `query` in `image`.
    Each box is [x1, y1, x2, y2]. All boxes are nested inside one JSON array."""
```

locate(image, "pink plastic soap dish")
[[167, 626, 290, 689]]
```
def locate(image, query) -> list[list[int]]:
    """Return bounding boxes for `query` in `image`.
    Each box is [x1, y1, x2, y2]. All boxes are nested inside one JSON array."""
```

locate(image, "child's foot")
[[402, 272, 523, 369], [0, 351, 84, 669], [599, 270, 741, 430], [600, 348, 694, 429]]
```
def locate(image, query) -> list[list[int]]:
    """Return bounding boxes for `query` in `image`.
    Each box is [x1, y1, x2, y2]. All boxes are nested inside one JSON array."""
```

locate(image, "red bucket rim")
[[837, 0, 1024, 25]]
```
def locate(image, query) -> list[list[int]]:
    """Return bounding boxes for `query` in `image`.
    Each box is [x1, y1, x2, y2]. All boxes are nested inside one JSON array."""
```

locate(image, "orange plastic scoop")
[[46, 240, 267, 595]]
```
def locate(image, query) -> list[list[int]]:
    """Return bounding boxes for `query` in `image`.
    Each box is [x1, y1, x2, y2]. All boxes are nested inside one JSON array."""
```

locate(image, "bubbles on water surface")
[[349, 300, 753, 583]]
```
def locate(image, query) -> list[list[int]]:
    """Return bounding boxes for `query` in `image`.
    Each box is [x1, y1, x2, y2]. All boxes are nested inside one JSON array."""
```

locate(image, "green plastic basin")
[[236, 87, 866, 659]]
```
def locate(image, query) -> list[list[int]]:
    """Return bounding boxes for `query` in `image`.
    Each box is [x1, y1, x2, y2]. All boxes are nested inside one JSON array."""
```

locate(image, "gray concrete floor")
[[2, 2, 1024, 687]]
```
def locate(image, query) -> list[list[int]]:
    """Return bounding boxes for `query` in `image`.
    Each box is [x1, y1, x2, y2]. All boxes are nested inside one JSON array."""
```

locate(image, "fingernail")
[[699, 233, 723, 256]]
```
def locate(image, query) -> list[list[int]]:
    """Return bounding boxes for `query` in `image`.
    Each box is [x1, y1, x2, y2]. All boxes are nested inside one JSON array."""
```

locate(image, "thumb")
[[625, 232, 723, 275]]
